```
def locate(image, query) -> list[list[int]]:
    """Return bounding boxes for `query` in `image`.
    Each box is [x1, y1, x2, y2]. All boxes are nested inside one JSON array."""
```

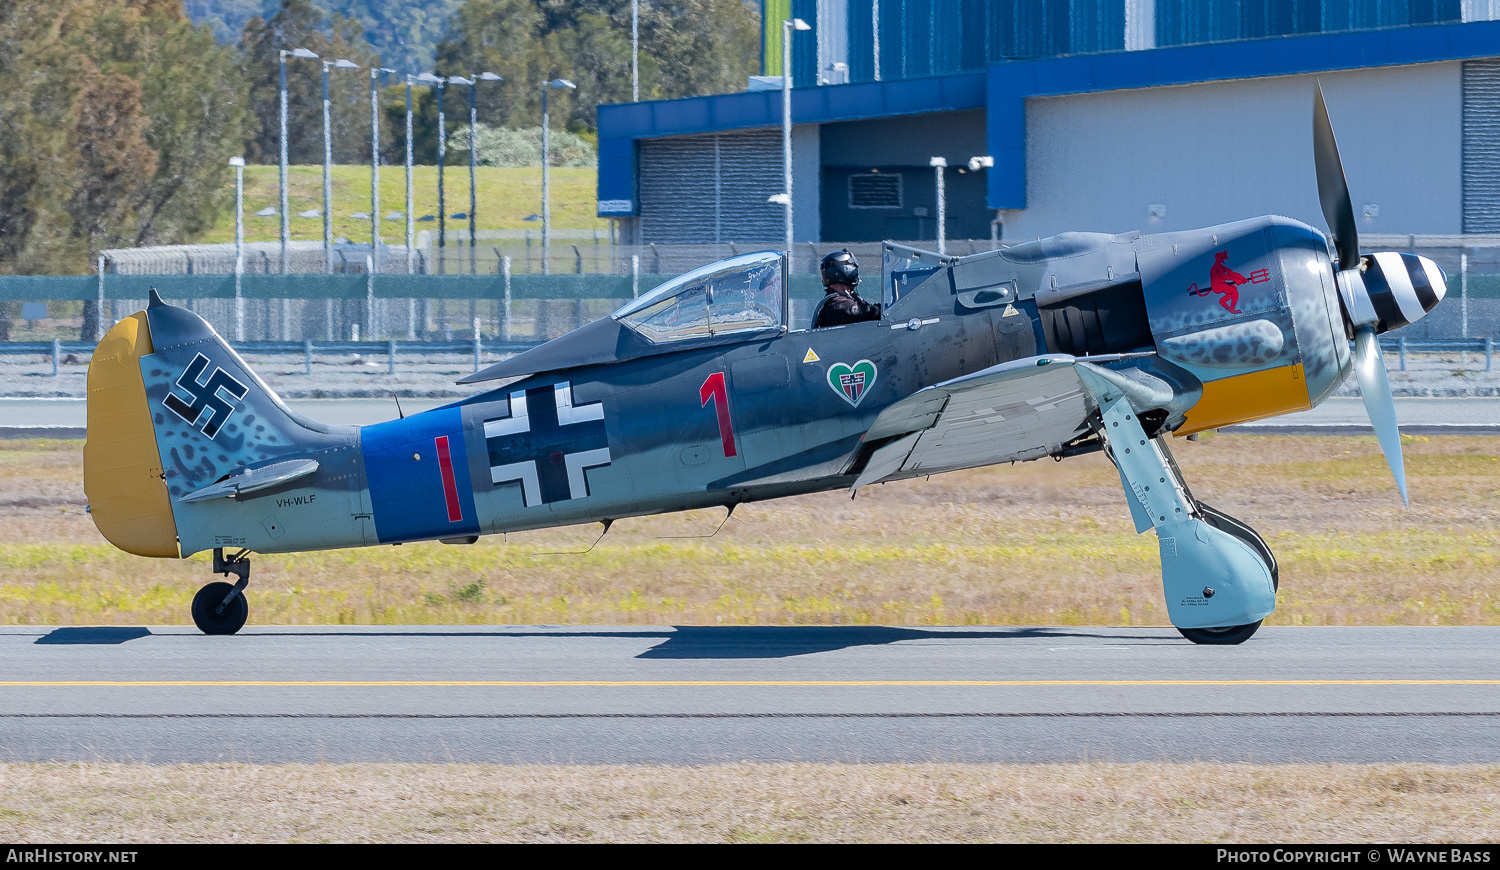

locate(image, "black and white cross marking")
[[482, 382, 611, 507], [163, 353, 248, 440]]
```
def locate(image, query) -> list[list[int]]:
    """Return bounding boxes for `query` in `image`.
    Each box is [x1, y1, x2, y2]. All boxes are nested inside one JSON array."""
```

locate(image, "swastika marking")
[[162, 353, 248, 440]]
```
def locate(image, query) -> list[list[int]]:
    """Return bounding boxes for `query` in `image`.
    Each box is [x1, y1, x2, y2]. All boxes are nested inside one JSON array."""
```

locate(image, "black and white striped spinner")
[[1358, 252, 1447, 334]]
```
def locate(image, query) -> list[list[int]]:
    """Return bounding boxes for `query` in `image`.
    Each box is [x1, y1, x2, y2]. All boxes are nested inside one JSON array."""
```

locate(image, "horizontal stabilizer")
[[179, 458, 321, 503]]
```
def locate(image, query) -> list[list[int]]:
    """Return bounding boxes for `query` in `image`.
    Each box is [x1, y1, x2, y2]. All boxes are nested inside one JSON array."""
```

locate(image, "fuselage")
[[91, 215, 1364, 558]]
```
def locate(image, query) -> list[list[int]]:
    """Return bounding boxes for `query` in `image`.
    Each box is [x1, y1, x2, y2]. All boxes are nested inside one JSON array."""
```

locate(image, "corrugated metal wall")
[[1464, 59, 1500, 232], [638, 130, 784, 244], [833, 0, 1460, 85]]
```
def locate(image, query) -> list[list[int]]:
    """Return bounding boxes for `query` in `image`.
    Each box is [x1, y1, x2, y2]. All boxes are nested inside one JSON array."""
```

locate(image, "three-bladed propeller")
[[1313, 84, 1446, 506]]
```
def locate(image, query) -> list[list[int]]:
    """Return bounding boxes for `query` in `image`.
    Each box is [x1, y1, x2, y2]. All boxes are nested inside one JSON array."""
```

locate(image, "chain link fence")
[[4, 233, 1499, 346]]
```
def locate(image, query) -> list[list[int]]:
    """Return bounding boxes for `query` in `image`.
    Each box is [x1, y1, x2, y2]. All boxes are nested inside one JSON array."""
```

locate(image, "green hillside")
[[197, 164, 607, 245]]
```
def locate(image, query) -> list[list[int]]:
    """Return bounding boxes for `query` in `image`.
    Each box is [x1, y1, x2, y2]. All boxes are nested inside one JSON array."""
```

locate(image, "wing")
[[850, 353, 1178, 492]]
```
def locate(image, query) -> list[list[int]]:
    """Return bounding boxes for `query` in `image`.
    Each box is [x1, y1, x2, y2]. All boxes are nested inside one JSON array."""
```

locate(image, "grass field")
[[4, 433, 1499, 627], [194, 165, 608, 246], [3, 762, 1497, 842]]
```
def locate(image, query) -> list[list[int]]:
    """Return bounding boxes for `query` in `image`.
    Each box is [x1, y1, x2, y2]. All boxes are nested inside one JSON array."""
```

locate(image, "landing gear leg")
[[1093, 392, 1276, 645], [192, 548, 250, 635]]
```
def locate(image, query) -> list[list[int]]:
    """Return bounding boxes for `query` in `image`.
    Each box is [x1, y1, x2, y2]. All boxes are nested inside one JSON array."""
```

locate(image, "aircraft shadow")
[[28, 625, 1175, 657], [34, 627, 152, 645], [633, 626, 1165, 659]]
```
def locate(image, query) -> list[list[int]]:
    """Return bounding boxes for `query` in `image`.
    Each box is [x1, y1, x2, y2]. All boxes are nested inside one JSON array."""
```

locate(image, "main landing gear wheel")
[[1177, 620, 1263, 645], [1177, 503, 1275, 645], [192, 581, 249, 635], [192, 548, 251, 635]]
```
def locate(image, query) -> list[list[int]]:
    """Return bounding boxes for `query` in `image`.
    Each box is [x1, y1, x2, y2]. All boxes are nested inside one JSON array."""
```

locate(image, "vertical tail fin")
[[87, 292, 365, 557]]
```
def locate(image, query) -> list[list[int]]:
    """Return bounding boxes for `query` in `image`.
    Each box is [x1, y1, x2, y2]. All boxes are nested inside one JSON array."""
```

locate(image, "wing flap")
[[850, 431, 922, 491], [852, 355, 1095, 491]]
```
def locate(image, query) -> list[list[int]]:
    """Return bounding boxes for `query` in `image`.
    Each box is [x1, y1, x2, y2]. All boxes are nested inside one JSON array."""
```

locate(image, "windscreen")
[[616, 252, 783, 343]]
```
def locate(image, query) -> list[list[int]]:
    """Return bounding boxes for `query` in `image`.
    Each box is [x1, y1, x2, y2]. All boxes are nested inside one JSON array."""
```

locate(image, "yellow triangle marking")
[[803, 348, 820, 363], [1002, 303, 1019, 317]]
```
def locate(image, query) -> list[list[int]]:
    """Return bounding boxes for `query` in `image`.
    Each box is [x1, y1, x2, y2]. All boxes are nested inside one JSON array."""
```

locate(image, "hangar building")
[[596, 2, 1500, 246]]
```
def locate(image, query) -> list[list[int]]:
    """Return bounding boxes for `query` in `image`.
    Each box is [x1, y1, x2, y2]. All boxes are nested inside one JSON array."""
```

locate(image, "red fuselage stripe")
[[435, 435, 463, 523]]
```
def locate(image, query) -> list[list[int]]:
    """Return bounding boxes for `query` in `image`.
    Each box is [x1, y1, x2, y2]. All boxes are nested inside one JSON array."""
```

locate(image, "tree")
[[0, 2, 80, 275], [431, 0, 548, 129], [0, 0, 252, 286], [68, 59, 158, 254], [431, 0, 760, 135], [240, 0, 380, 165]]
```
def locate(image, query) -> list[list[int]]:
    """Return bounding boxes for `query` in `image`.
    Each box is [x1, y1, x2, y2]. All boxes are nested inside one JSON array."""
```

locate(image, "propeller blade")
[[1353, 326, 1408, 507], [1313, 83, 1361, 270]]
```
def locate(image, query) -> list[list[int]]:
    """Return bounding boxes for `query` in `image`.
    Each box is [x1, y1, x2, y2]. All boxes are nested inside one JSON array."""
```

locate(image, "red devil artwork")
[[1209, 250, 1247, 315]]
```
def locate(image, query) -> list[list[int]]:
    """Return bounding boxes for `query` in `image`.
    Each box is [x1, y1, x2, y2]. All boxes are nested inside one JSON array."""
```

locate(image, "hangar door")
[[639, 130, 783, 244], [1464, 60, 1500, 233]]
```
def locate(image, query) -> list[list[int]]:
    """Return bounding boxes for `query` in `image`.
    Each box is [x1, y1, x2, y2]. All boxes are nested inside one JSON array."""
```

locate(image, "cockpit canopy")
[[613, 251, 786, 343]]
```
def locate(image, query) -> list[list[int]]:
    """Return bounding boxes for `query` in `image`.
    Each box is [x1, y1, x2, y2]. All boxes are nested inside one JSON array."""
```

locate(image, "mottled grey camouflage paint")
[[137, 301, 370, 556]]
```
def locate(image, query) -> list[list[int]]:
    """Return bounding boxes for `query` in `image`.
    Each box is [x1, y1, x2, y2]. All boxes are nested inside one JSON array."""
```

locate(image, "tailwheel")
[[192, 581, 249, 635], [192, 548, 250, 635], [1177, 620, 1262, 645]]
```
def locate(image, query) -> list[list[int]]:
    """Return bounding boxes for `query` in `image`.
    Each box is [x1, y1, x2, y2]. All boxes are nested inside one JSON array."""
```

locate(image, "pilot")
[[811, 249, 882, 328]]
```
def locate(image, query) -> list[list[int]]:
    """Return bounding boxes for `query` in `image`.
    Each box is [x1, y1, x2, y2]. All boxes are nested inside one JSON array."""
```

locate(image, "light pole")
[[230, 156, 246, 341], [541, 78, 576, 276], [437, 76, 448, 274], [369, 66, 394, 273], [632, 0, 639, 101], [322, 57, 359, 274], [781, 18, 811, 256], [930, 156, 947, 254], [404, 74, 417, 278], [969, 155, 996, 244], [279, 47, 318, 274], [872, 0, 881, 81], [458, 72, 502, 276]]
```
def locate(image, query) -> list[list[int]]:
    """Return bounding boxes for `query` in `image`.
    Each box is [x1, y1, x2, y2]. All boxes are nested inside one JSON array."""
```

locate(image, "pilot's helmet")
[[820, 249, 860, 288]]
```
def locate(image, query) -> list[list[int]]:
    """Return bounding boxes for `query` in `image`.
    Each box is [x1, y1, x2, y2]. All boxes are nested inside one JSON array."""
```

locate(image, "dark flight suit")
[[811, 286, 882, 328]]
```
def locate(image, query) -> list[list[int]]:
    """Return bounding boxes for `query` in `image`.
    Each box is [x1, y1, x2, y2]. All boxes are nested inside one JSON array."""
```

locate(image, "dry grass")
[[4, 434, 1500, 626], [0, 762, 1497, 842]]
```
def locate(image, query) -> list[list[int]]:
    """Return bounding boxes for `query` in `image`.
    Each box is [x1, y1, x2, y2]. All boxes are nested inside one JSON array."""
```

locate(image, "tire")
[[1198, 502, 1278, 592], [191, 581, 248, 635], [1177, 620, 1262, 645]]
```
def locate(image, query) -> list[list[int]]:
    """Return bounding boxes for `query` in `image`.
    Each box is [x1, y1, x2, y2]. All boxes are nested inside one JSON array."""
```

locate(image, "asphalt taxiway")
[[1, 625, 1496, 764]]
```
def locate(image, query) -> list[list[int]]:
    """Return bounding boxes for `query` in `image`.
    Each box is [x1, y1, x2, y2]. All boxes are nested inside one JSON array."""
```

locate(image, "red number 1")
[[700, 372, 737, 458]]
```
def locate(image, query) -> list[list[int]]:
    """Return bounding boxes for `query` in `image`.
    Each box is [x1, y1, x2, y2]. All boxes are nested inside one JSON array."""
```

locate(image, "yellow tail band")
[[83, 313, 180, 558]]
